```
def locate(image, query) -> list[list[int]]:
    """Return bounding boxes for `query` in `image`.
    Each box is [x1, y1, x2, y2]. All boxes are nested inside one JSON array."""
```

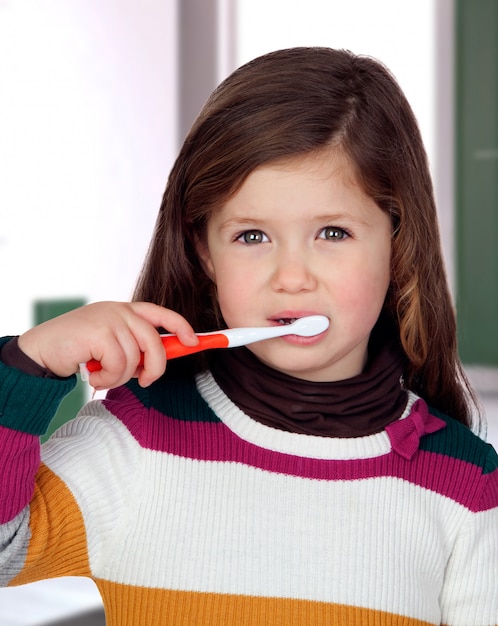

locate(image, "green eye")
[[320, 227, 349, 241], [238, 230, 268, 244]]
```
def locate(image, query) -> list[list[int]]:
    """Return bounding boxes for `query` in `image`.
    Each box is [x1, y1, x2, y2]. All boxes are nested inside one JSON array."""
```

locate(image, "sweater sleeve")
[[0, 337, 77, 436], [440, 444, 498, 626], [0, 336, 77, 585]]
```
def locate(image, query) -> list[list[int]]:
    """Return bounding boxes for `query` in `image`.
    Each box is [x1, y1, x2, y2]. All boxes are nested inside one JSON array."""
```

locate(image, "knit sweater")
[[0, 342, 497, 625]]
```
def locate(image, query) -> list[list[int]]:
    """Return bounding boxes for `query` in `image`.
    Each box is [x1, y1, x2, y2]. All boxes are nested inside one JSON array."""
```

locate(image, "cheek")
[[339, 256, 391, 316], [213, 265, 259, 321]]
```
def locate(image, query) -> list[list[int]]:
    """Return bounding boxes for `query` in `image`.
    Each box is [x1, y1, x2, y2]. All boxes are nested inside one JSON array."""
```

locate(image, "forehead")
[[213, 149, 374, 220], [233, 148, 362, 197], [266, 149, 358, 182]]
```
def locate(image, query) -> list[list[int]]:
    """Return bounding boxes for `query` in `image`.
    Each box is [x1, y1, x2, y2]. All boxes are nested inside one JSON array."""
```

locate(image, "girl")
[[1, 47, 497, 626]]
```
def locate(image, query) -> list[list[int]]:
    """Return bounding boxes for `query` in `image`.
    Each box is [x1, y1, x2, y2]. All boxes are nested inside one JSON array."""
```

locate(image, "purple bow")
[[386, 399, 446, 460]]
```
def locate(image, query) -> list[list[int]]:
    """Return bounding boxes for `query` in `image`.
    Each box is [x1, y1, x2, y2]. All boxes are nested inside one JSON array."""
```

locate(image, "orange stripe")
[[96, 580, 433, 626], [10, 464, 92, 585]]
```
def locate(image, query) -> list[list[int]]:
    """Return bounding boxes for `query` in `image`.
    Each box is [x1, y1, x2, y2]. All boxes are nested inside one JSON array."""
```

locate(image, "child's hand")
[[17, 302, 199, 389]]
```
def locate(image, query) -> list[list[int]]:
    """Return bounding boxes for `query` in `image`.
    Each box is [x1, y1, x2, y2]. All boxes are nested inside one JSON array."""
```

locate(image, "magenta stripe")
[[107, 393, 495, 513], [0, 425, 40, 523], [480, 468, 498, 511]]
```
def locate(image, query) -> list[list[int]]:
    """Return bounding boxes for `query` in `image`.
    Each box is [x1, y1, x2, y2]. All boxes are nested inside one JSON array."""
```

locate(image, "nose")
[[270, 249, 318, 293]]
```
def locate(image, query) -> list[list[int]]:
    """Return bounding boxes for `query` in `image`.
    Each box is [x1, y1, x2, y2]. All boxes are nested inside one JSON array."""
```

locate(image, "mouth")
[[267, 313, 329, 345]]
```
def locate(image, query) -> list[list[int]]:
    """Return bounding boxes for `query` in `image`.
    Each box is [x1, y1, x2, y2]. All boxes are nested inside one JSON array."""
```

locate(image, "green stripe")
[[126, 375, 220, 423], [421, 407, 498, 474]]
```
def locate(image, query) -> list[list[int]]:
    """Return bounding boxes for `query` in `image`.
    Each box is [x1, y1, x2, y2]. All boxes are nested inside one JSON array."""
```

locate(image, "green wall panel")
[[456, 0, 498, 365], [34, 298, 87, 441]]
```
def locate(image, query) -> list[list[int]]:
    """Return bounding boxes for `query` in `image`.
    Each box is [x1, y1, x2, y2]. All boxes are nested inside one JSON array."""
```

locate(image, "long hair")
[[134, 47, 479, 429]]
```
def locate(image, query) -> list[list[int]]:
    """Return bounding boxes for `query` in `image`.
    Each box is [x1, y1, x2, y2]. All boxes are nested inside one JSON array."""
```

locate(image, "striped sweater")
[[1, 344, 497, 625]]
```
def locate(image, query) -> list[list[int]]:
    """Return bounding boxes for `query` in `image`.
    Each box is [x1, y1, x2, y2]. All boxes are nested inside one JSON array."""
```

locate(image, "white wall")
[[0, 0, 177, 335]]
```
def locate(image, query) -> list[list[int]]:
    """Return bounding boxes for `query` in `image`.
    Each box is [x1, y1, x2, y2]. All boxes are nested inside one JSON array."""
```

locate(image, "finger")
[[131, 326, 168, 388], [128, 302, 199, 346], [87, 339, 138, 390]]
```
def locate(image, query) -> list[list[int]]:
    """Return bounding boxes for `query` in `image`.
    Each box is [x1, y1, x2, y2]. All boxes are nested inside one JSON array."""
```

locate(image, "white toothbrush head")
[[285, 315, 329, 337]]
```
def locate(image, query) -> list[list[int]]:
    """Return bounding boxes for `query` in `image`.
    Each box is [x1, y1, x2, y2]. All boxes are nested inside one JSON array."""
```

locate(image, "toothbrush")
[[81, 315, 329, 379]]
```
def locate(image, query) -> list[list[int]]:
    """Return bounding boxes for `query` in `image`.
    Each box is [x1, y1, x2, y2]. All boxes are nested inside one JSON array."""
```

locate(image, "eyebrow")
[[218, 212, 368, 231], [312, 212, 368, 225]]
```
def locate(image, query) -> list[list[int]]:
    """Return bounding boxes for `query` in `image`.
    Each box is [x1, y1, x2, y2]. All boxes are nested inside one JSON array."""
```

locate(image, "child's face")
[[197, 151, 392, 382]]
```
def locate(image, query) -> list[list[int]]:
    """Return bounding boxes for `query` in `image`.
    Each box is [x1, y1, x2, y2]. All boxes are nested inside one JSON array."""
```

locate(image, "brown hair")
[[134, 47, 479, 429]]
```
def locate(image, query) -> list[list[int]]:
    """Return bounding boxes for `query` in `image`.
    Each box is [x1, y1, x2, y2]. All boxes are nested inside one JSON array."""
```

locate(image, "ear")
[[194, 235, 216, 282]]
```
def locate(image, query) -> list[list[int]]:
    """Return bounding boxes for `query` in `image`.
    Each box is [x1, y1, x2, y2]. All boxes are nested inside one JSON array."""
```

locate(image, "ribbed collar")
[[209, 316, 408, 438]]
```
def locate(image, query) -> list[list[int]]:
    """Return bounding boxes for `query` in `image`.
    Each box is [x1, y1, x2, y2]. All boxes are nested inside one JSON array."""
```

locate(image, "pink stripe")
[[0, 425, 40, 523], [106, 392, 495, 513], [480, 468, 498, 511]]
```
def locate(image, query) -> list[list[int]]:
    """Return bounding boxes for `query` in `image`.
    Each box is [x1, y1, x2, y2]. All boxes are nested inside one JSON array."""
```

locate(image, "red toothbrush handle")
[[159, 333, 229, 358], [85, 333, 229, 373]]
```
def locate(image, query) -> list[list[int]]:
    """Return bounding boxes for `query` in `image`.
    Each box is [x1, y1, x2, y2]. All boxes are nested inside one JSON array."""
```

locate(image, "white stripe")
[[104, 453, 470, 624]]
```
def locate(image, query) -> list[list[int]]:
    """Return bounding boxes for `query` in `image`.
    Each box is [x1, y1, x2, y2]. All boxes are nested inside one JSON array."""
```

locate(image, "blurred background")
[[0, 0, 496, 623]]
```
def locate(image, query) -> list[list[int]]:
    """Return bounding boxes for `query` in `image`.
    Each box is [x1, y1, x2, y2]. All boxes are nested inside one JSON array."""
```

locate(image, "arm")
[[0, 337, 76, 523], [440, 446, 498, 626], [0, 341, 76, 585], [1, 302, 198, 585], [1, 300, 197, 523]]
